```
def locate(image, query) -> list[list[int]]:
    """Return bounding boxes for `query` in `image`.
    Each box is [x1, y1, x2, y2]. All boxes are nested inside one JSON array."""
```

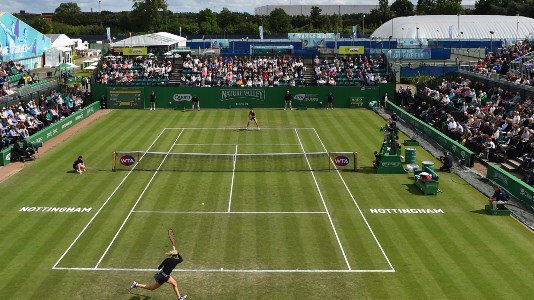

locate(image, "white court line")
[[173, 144, 301, 146], [133, 210, 327, 214], [51, 128, 168, 270], [227, 144, 238, 212], [294, 129, 352, 271], [313, 128, 395, 272], [93, 129, 185, 269], [53, 267, 394, 273], [165, 127, 316, 130]]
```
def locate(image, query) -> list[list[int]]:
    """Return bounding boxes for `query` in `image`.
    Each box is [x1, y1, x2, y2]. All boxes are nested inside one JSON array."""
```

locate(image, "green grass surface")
[[0, 108, 533, 299]]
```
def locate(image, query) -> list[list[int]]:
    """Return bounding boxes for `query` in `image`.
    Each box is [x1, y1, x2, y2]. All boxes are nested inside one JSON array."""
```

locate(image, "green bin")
[[422, 161, 435, 171], [405, 148, 416, 164]]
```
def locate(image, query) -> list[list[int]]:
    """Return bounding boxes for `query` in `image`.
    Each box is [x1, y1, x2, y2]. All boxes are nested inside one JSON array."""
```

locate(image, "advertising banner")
[[210, 39, 229, 49], [385, 48, 432, 60], [339, 46, 364, 54], [0, 12, 51, 61], [487, 164, 534, 208], [122, 47, 148, 56], [97, 84, 394, 110], [0, 102, 100, 166]]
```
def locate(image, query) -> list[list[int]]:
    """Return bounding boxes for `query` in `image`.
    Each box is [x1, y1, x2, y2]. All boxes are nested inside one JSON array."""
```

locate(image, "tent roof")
[[113, 32, 186, 47], [372, 15, 534, 40], [46, 34, 75, 47]]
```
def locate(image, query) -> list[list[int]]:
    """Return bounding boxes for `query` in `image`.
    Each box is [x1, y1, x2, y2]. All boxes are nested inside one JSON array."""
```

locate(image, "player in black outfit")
[[130, 250, 187, 300]]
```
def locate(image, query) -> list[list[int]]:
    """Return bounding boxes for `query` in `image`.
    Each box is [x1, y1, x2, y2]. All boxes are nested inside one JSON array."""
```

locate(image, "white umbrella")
[[84, 65, 97, 70], [90, 62, 99, 66], [66, 62, 80, 68]]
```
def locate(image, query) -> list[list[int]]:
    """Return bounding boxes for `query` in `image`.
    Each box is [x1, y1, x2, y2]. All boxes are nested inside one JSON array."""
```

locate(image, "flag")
[[106, 27, 111, 43], [259, 25, 264, 40], [352, 25, 357, 39]]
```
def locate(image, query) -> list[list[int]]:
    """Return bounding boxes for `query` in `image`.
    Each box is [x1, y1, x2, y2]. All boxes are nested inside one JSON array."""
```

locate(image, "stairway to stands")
[[168, 59, 183, 86]]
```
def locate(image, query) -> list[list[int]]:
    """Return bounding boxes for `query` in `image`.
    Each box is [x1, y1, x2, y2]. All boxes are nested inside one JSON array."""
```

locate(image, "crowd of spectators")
[[1, 60, 35, 97], [468, 40, 533, 87], [407, 76, 534, 185], [178, 56, 306, 87], [313, 54, 388, 86], [1, 89, 86, 150], [96, 56, 173, 84]]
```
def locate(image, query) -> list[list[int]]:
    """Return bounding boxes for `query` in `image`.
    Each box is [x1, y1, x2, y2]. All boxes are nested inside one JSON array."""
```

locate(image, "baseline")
[[53, 267, 394, 273]]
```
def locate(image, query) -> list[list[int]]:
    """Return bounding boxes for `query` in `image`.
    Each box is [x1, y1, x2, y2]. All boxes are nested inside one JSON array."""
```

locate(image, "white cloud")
[[3, 0, 478, 15]]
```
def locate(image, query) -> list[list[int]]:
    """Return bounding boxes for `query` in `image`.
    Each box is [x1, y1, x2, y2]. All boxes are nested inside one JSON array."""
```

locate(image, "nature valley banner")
[[0, 12, 50, 61]]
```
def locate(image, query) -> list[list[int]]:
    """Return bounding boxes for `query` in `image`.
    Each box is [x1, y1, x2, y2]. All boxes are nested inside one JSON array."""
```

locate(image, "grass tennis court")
[[0, 108, 533, 299]]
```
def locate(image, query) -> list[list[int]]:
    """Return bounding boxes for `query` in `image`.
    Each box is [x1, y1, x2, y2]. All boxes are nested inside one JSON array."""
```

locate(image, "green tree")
[[435, 0, 464, 14], [196, 9, 220, 35], [131, 0, 168, 32], [310, 6, 326, 29], [31, 18, 52, 34], [416, 0, 436, 15], [268, 8, 292, 33], [391, 0, 415, 17], [54, 2, 82, 25]]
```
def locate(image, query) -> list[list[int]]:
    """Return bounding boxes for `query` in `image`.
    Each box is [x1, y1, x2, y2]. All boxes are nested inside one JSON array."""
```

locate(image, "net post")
[[328, 152, 331, 172], [354, 152, 358, 171], [112, 151, 116, 171]]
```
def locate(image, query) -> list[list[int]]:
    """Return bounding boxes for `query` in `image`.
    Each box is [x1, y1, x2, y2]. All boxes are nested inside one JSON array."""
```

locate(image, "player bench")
[[413, 166, 440, 195]]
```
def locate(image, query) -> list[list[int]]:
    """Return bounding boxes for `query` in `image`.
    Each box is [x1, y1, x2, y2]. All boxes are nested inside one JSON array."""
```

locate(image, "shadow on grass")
[[127, 290, 151, 299], [357, 167, 378, 174], [402, 183, 426, 195], [470, 209, 490, 215]]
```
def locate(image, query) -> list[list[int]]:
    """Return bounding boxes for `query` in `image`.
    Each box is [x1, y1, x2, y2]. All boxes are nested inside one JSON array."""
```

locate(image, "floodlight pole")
[[490, 31, 494, 53]]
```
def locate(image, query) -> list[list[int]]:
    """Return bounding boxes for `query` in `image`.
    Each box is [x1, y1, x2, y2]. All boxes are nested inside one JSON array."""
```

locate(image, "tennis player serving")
[[130, 249, 187, 300], [246, 109, 260, 130]]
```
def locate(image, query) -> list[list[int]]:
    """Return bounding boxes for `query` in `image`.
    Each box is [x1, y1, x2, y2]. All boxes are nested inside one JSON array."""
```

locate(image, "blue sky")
[[2, 0, 477, 15]]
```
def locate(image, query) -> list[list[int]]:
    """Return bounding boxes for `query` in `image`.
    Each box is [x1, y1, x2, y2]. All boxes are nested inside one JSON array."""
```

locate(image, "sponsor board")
[[334, 156, 350, 167], [220, 89, 265, 102], [339, 46, 364, 54], [120, 155, 135, 166], [173, 94, 192, 102], [122, 47, 148, 56], [380, 162, 401, 167], [294, 94, 319, 102]]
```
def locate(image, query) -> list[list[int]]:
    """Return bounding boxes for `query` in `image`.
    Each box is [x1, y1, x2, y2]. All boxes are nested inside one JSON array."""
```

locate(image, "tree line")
[[14, 0, 534, 37]]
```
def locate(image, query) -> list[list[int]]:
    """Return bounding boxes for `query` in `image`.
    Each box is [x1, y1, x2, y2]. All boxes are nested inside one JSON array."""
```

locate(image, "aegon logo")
[[173, 94, 192, 102], [381, 162, 401, 167], [334, 156, 349, 166], [294, 94, 319, 102], [120, 155, 135, 166]]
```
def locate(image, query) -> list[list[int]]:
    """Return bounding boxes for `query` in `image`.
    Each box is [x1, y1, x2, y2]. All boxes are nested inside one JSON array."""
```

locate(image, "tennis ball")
[[202, 202, 204, 205]]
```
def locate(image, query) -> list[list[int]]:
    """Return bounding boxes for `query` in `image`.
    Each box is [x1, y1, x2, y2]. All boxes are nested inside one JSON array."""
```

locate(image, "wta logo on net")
[[334, 156, 350, 166], [120, 155, 136, 166]]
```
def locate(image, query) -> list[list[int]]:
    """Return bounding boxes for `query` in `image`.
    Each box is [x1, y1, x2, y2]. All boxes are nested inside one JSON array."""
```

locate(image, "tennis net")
[[112, 151, 357, 172]]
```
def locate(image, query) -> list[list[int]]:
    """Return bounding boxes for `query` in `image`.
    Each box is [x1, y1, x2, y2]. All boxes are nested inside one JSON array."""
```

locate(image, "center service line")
[[294, 128, 352, 271], [227, 144, 238, 212], [94, 129, 185, 269]]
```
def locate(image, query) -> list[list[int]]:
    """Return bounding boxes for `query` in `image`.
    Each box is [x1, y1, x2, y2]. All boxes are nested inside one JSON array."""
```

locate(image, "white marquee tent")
[[112, 32, 186, 48], [372, 15, 534, 41]]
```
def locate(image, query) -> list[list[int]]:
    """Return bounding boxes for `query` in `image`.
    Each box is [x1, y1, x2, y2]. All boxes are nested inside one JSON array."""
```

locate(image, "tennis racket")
[[168, 228, 176, 251]]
